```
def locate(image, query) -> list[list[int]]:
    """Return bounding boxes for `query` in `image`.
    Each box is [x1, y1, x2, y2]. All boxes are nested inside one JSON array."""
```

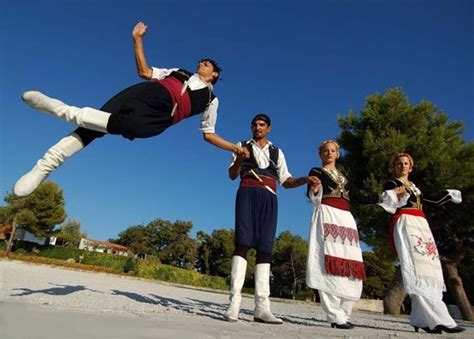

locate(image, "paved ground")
[[0, 259, 472, 338]]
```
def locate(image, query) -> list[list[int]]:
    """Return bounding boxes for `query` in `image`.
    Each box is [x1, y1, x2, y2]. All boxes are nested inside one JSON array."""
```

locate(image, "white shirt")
[[151, 67, 218, 133], [230, 140, 292, 185]]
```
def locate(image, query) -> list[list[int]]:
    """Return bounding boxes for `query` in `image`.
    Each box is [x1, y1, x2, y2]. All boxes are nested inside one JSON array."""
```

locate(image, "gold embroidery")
[[321, 167, 350, 200], [400, 179, 422, 209]]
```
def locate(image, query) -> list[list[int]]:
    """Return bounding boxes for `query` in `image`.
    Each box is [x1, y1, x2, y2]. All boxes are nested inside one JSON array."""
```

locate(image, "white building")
[[79, 238, 129, 256]]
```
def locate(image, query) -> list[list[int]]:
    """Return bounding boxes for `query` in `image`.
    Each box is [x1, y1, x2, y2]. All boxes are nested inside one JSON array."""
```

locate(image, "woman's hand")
[[394, 186, 406, 198], [311, 182, 321, 194]]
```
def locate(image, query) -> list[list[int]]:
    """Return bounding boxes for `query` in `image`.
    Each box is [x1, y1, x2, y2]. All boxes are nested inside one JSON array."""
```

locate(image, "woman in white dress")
[[306, 140, 379, 329], [379, 152, 465, 334]]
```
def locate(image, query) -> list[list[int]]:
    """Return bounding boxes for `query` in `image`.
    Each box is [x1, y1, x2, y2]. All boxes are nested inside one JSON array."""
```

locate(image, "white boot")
[[254, 263, 283, 324], [13, 133, 84, 197], [22, 91, 110, 133], [224, 256, 247, 322]]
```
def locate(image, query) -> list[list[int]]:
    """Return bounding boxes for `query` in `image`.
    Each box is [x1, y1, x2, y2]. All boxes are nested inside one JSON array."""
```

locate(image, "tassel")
[[325, 255, 366, 280]]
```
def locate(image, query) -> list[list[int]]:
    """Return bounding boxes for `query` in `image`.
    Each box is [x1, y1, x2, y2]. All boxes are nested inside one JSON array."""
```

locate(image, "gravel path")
[[0, 259, 472, 338]]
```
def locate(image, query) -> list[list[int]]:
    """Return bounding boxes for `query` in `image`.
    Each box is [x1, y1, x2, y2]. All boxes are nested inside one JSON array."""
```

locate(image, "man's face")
[[251, 120, 271, 140], [197, 60, 217, 81]]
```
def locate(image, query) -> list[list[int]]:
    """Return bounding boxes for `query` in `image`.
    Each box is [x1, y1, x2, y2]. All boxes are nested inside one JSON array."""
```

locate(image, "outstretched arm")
[[283, 175, 320, 189], [132, 22, 153, 80], [203, 133, 249, 157]]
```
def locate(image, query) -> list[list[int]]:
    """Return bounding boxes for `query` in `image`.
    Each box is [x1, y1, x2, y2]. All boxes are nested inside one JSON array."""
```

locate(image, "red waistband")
[[240, 175, 277, 192], [155, 77, 192, 125], [389, 208, 426, 255], [394, 208, 425, 219], [321, 197, 350, 211]]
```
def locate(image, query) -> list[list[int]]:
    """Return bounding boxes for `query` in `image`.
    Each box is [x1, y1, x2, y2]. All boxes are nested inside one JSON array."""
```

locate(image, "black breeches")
[[233, 244, 272, 264], [73, 82, 174, 146]]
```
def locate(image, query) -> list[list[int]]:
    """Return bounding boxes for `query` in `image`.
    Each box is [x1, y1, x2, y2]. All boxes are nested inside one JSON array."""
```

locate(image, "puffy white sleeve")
[[378, 189, 409, 214], [308, 187, 323, 207], [200, 97, 218, 133], [150, 67, 178, 81], [276, 149, 292, 185]]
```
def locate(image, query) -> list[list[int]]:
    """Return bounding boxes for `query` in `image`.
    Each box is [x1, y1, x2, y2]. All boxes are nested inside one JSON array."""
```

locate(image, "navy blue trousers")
[[235, 186, 278, 253]]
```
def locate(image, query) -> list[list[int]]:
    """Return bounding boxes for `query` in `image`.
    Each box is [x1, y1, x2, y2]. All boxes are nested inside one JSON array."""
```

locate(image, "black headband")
[[251, 114, 271, 126]]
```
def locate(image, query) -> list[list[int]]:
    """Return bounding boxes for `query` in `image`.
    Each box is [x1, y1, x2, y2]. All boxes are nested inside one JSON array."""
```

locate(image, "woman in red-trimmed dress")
[[379, 152, 465, 334], [305, 140, 379, 330]]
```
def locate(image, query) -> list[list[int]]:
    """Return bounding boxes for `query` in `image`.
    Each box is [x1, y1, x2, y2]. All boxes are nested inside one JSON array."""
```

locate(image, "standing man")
[[14, 22, 248, 197], [224, 114, 320, 324]]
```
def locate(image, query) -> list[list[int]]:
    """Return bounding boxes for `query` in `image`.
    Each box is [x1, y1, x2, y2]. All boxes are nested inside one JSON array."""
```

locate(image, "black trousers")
[[74, 82, 174, 145]]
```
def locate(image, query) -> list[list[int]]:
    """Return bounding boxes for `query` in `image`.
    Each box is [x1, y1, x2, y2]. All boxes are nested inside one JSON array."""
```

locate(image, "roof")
[[0, 224, 13, 234], [82, 238, 128, 252]]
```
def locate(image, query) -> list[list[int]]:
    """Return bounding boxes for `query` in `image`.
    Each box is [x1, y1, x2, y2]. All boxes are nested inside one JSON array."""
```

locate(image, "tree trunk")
[[442, 259, 474, 321], [5, 217, 18, 257], [383, 265, 407, 315]]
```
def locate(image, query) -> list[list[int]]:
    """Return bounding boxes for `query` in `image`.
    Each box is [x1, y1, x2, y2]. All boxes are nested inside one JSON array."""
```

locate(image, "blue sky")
[[1, 1, 472, 247]]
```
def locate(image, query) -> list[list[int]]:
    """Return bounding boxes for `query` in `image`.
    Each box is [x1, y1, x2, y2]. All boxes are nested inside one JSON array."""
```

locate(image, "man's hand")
[[235, 146, 250, 160], [132, 22, 148, 40], [306, 175, 321, 187]]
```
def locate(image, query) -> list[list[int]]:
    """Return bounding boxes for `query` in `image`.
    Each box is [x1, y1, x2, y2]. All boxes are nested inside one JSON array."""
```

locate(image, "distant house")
[[79, 238, 129, 256]]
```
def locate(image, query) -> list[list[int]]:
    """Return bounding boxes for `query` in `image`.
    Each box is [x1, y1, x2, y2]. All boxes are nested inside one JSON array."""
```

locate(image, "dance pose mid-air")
[[14, 22, 248, 197]]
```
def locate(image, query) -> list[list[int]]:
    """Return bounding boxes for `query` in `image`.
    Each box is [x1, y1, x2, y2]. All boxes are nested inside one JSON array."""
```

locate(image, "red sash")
[[240, 175, 277, 192], [155, 77, 192, 125], [321, 197, 350, 211], [389, 208, 425, 255]]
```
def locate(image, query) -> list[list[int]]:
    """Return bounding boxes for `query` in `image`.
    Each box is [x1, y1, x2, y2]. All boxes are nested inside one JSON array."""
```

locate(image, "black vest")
[[168, 69, 216, 115], [240, 141, 279, 179]]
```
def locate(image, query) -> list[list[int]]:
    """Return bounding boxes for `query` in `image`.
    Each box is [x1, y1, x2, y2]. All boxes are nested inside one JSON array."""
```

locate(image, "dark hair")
[[251, 113, 271, 126], [200, 58, 221, 85]]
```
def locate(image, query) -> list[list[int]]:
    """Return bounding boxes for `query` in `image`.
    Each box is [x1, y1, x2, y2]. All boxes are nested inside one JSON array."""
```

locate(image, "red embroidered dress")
[[305, 167, 378, 301]]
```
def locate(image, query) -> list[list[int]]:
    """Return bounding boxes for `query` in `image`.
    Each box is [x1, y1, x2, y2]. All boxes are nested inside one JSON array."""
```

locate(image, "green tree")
[[0, 206, 10, 225], [337, 88, 474, 319], [195, 228, 255, 291], [271, 231, 308, 299], [205, 229, 235, 277], [55, 219, 87, 247], [2, 181, 66, 255], [149, 219, 197, 269], [196, 231, 211, 274], [112, 224, 156, 258]]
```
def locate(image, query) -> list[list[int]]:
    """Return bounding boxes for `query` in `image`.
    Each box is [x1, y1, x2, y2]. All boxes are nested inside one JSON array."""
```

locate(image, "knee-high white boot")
[[254, 263, 283, 324], [22, 91, 110, 133], [224, 256, 247, 322], [13, 133, 84, 197]]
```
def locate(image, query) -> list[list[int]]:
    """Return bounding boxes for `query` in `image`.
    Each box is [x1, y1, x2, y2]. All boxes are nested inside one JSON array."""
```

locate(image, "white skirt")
[[394, 214, 445, 299], [306, 203, 362, 301]]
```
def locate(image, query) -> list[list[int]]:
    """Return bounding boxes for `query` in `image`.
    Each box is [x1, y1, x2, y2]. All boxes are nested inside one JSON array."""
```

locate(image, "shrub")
[[137, 259, 228, 290], [14, 248, 29, 256], [123, 256, 139, 274], [36, 246, 128, 272], [7, 241, 229, 290]]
